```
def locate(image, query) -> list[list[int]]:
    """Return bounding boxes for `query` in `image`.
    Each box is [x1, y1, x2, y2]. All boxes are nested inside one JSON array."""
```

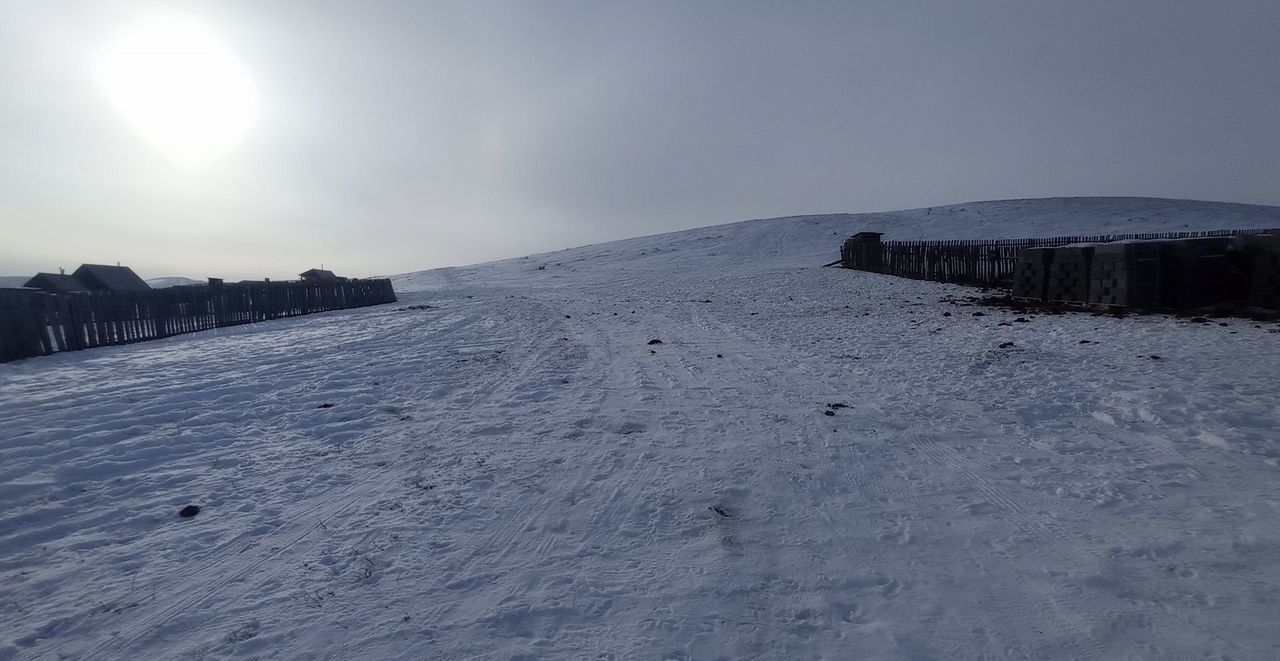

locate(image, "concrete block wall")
[[1045, 247, 1093, 303], [1012, 234, 1277, 310], [1013, 246, 1095, 305], [1160, 238, 1234, 310], [1012, 248, 1051, 302], [1087, 244, 1132, 307], [1087, 242, 1163, 308], [1235, 234, 1280, 309]]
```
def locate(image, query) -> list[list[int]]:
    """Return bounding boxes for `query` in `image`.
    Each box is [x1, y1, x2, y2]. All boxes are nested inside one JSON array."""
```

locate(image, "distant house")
[[23, 273, 91, 294], [299, 268, 345, 282], [71, 264, 151, 292]]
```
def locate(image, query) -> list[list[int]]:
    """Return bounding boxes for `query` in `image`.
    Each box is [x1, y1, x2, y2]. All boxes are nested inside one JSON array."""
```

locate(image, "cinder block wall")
[[1235, 235, 1280, 309], [1012, 234, 1278, 310], [1045, 247, 1093, 303], [1012, 248, 1052, 301]]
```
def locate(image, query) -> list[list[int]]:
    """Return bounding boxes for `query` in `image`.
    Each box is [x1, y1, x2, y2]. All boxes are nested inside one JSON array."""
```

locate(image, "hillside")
[[145, 276, 204, 288], [395, 196, 1280, 291], [3, 197, 1280, 660]]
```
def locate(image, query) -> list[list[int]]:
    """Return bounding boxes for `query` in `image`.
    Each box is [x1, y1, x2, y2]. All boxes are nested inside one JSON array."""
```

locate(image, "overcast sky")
[[2, 1, 1278, 280]]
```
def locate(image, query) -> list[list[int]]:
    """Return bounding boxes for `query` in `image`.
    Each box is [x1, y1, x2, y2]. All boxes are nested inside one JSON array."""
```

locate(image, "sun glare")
[[95, 15, 258, 164]]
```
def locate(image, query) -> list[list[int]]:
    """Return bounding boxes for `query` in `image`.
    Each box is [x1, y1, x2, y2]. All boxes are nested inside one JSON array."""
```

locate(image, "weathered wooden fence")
[[0, 279, 397, 363], [841, 229, 1276, 287]]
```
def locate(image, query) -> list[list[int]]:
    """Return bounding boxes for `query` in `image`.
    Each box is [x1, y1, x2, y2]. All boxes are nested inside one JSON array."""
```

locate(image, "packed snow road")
[[4, 200, 1280, 660]]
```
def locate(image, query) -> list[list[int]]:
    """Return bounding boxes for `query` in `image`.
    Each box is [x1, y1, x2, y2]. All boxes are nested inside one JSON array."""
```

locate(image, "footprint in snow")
[[721, 536, 745, 555], [225, 621, 261, 643]]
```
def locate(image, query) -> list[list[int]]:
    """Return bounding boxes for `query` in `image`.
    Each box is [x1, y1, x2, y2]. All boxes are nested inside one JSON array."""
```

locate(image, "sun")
[[95, 15, 258, 164]]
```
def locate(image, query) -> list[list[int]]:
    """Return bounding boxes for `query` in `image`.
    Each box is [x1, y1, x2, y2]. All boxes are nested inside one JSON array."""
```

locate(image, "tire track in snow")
[[681, 296, 1122, 658], [401, 307, 617, 631], [911, 435, 1100, 565], [911, 434, 1114, 659], [402, 305, 702, 650], [72, 300, 565, 660], [654, 300, 887, 658]]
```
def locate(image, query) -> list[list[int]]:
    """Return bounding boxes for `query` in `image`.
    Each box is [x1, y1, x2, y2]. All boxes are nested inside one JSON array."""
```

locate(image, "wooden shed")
[[24, 273, 91, 294], [299, 268, 345, 282], [71, 264, 151, 292]]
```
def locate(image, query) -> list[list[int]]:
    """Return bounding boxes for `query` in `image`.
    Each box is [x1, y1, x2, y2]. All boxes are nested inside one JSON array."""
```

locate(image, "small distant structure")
[[842, 232, 884, 272], [299, 268, 345, 282], [71, 264, 151, 292], [24, 272, 90, 294]]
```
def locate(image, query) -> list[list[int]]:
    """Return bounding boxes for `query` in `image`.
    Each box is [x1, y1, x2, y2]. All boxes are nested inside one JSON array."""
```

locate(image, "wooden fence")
[[841, 229, 1277, 288], [0, 278, 397, 363]]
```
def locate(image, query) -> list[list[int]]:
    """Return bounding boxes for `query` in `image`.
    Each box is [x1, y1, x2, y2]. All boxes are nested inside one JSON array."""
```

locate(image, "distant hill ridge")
[[392, 197, 1280, 291], [146, 277, 204, 288]]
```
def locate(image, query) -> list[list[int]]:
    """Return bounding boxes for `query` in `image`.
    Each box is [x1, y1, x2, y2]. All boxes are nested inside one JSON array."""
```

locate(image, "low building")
[[23, 273, 91, 294], [299, 268, 345, 282], [71, 264, 151, 292]]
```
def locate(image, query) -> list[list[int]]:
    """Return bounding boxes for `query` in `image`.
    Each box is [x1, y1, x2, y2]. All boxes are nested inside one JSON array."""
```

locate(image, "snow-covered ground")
[[3, 197, 1280, 660]]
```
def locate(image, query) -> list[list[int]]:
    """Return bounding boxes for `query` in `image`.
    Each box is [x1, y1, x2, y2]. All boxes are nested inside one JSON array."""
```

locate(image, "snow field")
[[2, 197, 1280, 659]]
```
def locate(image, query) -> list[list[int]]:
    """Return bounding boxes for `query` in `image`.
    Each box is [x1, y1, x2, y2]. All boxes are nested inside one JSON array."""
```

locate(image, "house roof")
[[71, 264, 152, 292], [24, 273, 91, 294], [300, 268, 338, 279]]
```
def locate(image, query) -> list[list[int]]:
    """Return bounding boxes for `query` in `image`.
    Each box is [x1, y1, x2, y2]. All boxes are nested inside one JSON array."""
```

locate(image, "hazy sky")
[[2, 1, 1278, 280]]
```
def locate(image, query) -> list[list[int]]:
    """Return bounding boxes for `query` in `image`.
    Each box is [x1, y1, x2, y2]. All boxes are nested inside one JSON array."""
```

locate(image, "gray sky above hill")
[[2, 0, 1278, 280]]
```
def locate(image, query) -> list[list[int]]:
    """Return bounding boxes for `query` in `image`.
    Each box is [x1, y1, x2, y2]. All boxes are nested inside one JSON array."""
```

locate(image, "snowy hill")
[[145, 276, 203, 288], [394, 196, 1280, 292], [3, 197, 1280, 660]]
